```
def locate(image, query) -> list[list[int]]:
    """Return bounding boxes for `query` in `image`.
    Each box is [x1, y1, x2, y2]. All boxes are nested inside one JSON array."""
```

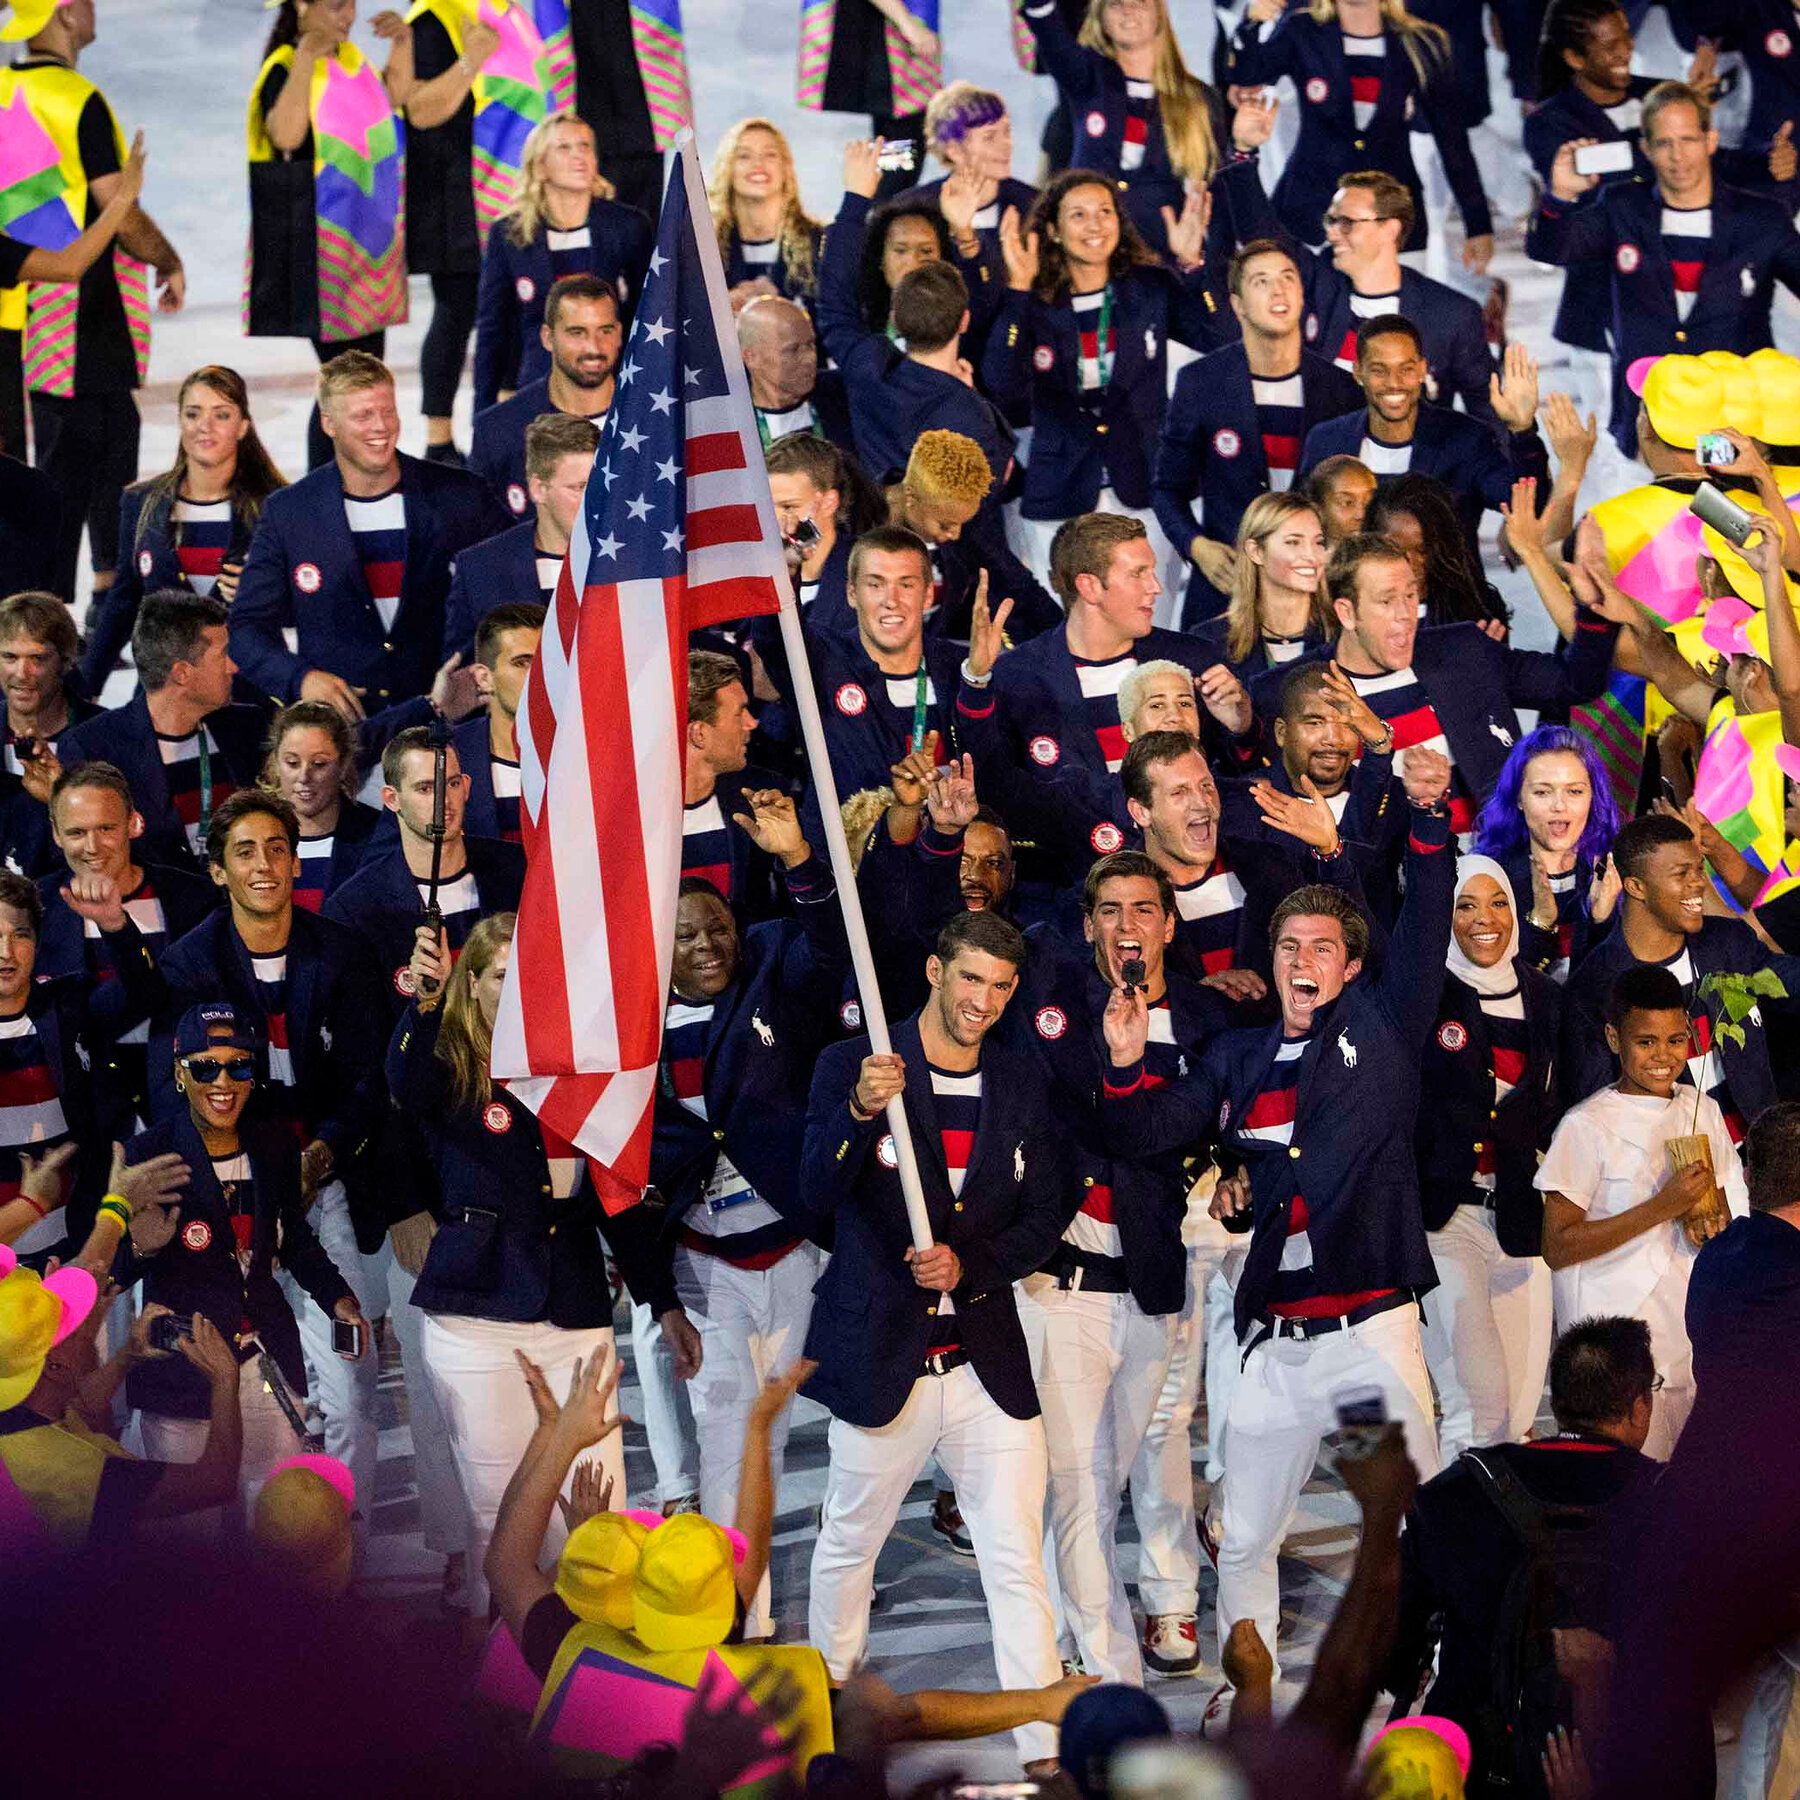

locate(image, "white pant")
[[1128, 1236, 1244, 1615], [810, 1362, 1062, 1764], [629, 1296, 699, 1505], [1729, 1639, 1800, 1800], [1422, 1205, 1552, 1456], [1216, 1303, 1440, 1676], [673, 1239, 818, 1635], [421, 1314, 623, 1615], [137, 1353, 307, 1531], [279, 1180, 380, 1530], [1016, 493, 1188, 631], [1019, 1274, 1177, 1682], [382, 1251, 472, 1555]]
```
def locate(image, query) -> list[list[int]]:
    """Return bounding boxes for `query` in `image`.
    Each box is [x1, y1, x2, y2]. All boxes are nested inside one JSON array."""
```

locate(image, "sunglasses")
[[182, 1056, 256, 1084]]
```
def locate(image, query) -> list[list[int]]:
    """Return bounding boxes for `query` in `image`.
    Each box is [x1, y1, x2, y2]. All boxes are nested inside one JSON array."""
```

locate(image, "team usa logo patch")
[[182, 1219, 212, 1252], [1028, 734, 1060, 767], [1212, 428, 1242, 459], [1437, 1021, 1468, 1052], [1768, 29, 1792, 57], [506, 483, 527, 515], [1085, 111, 1106, 138], [516, 276, 536, 301], [1090, 821, 1124, 853], [483, 1103, 511, 1134], [876, 1133, 898, 1168], [1034, 1005, 1068, 1041], [293, 562, 322, 594], [138, 550, 154, 577], [1305, 77, 1328, 103], [839, 999, 862, 1030], [394, 965, 417, 997], [1033, 344, 1055, 372], [834, 683, 867, 717], [1615, 243, 1641, 274]]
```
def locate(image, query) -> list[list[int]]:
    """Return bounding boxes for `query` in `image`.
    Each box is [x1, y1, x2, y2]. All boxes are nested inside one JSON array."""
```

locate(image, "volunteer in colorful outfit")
[[705, 118, 824, 304], [245, 0, 411, 471], [471, 109, 652, 412], [400, 0, 565, 460], [0, 0, 186, 606], [796, 0, 942, 192], [81, 367, 288, 694], [1229, 0, 1492, 268]]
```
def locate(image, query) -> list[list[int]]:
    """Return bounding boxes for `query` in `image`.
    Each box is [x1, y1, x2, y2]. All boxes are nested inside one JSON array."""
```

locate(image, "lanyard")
[[195, 728, 214, 849], [911, 661, 930, 752], [1077, 282, 1115, 389]]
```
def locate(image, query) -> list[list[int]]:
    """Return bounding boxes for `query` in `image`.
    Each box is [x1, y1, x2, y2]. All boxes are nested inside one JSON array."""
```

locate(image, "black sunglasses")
[[182, 1055, 257, 1084]]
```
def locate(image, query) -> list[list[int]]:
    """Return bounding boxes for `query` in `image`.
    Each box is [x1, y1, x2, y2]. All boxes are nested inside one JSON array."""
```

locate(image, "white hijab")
[[1446, 854, 1522, 998]]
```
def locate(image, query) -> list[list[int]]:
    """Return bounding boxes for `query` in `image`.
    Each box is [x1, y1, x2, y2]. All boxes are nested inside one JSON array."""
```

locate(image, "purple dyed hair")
[[926, 83, 1006, 155], [1471, 723, 1624, 870]]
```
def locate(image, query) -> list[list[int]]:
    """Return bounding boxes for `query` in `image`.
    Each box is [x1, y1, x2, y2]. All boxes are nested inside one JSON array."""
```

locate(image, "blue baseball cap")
[[1061, 1684, 1172, 1800], [173, 1002, 265, 1058]]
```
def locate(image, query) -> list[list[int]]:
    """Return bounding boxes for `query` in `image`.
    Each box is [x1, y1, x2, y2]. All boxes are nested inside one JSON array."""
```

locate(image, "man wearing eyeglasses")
[[121, 1001, 370, 1522]]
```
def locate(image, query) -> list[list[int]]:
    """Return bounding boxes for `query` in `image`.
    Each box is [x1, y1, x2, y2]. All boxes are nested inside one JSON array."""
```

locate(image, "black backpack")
[[1464, 1449, 1618, 1796]]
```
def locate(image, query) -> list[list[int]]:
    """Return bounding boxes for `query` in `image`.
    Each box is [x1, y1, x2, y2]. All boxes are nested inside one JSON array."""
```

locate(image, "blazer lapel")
[[898, 1017, 950, 1195], [395, 458, 440, 631]]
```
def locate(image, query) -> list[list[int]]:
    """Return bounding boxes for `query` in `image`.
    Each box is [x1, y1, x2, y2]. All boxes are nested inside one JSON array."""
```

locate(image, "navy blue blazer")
[[58, 691, 268, 875], [471, 196, 654, 411], [815, 194, 1015, 501], [1701, 4, 1800, 155], [1228, 13, 1490, 253], [121, 1114, 350, 1420], [294, 800, 384, 910], [796, 1014, 1073, 1428], [1004, 936, 1229, 1316], [82, 481, 259, 693], [1251, 616, 1621, 809], [1296, 402, 1550, 557], [722, 222, 823, 303], [1526, 178, 1800, 452], [1418, 964, 1564, 1256], [981, 268, 1228, 519], [1104, 808, 1455, 1336], [1493, 843, 1614, 980], [0, 692, 101, 880], [442, 518, 547, 662], [469, 378, 555, 520], [231, 454, 513, 709], [890, 174, 1041, 354], [322, 834, 525, 1009], [1185, 614, 1333, 693], [388, 1002, 636, 1327], [650, 854, 849, 1253], [153, 905, 388, 1200], [1561, 916, 1800, 1123], [1154, 340, 1361, 622]]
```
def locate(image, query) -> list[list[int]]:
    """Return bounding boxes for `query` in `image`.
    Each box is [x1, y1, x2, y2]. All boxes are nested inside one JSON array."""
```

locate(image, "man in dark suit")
[[230, 351, 510, 718], [738, 295, 856, 454], [798, 908, 1072, 1772], [468, 276, 619, 519], [1296, 317, 1549, 568], [0, 590, 100, 877], [1101, 772, 1456, 1677]]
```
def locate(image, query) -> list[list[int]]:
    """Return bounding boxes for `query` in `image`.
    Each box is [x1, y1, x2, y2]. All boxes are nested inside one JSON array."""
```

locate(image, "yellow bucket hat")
[[557, 1510, 650, 1628]]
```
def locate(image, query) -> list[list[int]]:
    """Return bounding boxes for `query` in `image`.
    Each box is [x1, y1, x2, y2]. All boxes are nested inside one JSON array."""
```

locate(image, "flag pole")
[[677, 135, 936, 1253]]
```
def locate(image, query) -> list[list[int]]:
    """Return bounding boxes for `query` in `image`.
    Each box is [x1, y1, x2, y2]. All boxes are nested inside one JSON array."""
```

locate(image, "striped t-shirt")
[[0, 1011, 69, 1254], [1120, 78, 1154, 171], [1334, 288, 1401, 371], [1075, 651, 1137, 772], [1660, 204, 1709, 323], [1349, 665, 1475, 835], [1072, 287, 1115, 392], [1068, 1003, 1177, 1258], [1343, 32, 1385, 129], [1172, 857, 1248, 975], [345, 488, 406, 632], [1473, 988, 1528, 1187], [171, 495, 233, 597], [491, 755, 523, 844], [1251, 370, 1305, 490], [156, 724, 235, 859], [293, 834, 335, 914], [682, 794, 732, 900], [545, 223, 595, 283], [925, 1064, 981, 1358]]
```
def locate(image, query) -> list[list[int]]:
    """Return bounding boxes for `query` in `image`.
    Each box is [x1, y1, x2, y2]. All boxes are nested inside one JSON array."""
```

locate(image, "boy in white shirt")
[[1537, 965, 1747, 1460]]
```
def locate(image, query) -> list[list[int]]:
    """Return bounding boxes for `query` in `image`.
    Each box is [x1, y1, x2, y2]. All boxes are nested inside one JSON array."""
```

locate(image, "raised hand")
[[59, 873, 126, 934], [1252, 774, 1341, 855], [430, 650, 487, 720], [516, 1349, 561, 1430], [369, 9, 411, 44], [997, 206, 1040, 292], [1549, 139, 1602, 202], [17, 1141, 77, 1217], [1197, 662, 1251, 735], [1321, 659, 1387, 746], [939, 167, 984, 242], [1230, 88, 1279, 152], [1162, 186, 1212, 270], [552, 1347, 627, 1452], [731, 788, 808, 866], [1588, 852, 1621, 923], [843, 138, 882, 201], [925, 753, 978, 834], [1542, 391, 1597, 472], [1401, 744, 1451, 808], [17, 738, 59, 807], [408, 922, 452, 1005], [888, 731, 940, 810], [1490, 342, 1540, 433], [1527, 843, 1558, 931], [1686, 39, 1719, 102], [461, 18, 501, 67], [1190, 537, 1238, 593], [1202, 966, 1268, 1004], [749, 1357, 818, 1428], [1771, 120, 1797, 185], [108, 1142, 190, 1213], [558, 1456, 616, 1533], [1102, 980, 1149, 1067], [966, 572, 1015, 679]]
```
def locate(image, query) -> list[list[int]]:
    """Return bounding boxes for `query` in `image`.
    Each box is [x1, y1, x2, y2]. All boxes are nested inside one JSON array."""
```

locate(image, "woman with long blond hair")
[[1020, 0, 1264, 262], [471, 109, 653, 411], [1189, 491, 1334, 684], [707, 117, 825, 301], [1230, 0, 1492, 269], [394, 912, 668, 1613]]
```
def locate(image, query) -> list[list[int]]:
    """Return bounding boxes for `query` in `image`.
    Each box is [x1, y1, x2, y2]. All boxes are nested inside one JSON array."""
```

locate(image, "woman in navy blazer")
[[706, 118, 825, 305], [471, 110, 653, 412], [391, 914, 681, 1604], [1188, 491, 1335, 687], [1229, 0, 1491, 263], [82, 367, 287, 695], [262, 701, 384, 913]]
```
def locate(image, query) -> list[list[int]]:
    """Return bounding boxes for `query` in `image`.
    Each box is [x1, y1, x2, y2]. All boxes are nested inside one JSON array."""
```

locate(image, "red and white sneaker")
[[1199, 1680, 1233, 1740], [1142, 1612, 1200, 1675], [1199, 1497, 1221, 1571]]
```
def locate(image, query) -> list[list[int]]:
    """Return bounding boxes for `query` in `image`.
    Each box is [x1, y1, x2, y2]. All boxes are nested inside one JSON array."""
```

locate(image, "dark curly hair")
[[857, 199, 952, 331], [1027, 168, 1161, 304]]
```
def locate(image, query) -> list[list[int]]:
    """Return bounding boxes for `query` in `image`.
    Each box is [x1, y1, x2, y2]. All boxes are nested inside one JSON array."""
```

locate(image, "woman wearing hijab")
[[1415, 856, 1563, 1457]]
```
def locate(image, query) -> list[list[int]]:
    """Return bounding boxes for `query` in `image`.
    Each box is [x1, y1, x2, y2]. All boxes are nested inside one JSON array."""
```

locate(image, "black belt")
[[1043, 1242, 1132, 1295], [922, 1346, 969, 1377], [1259, 1289, 1413, 1342]]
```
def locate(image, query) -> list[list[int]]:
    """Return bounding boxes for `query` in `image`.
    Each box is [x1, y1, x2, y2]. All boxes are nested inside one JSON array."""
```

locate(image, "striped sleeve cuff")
[[1103, 1062, 1145, 1097]]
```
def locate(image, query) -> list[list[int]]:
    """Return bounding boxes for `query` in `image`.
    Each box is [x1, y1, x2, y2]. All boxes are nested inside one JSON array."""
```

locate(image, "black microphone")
[[1120, 956, 1146, 992]]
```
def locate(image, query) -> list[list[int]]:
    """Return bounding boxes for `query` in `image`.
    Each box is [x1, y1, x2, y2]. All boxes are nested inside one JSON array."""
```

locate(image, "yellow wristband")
[[101, 1191, 132, 1218]]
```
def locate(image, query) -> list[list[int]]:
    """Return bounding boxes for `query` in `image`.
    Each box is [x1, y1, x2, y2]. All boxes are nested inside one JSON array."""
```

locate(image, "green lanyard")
[[911, 661, 930, 752], [1080, 282, 1115, 389], [196, 729, 214, 848]]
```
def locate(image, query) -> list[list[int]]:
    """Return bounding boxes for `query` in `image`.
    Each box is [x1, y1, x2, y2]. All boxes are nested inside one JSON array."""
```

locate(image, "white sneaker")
[[1143, 1612, 1201, 1675]]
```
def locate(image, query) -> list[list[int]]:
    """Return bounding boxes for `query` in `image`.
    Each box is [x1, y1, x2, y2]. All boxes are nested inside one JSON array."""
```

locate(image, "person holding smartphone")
[[122, 1001, 370, 1524]]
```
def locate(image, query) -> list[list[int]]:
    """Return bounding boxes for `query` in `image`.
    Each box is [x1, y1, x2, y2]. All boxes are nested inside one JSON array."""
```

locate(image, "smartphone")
[[1573, 140, 1634, 178], [1331, 1383, 1389, 1462], [950, 1787, 1039, 1799], [877, 140, 918, 172], [1690, 481, 1758, 547], [1695, 432, 1736, 468], [787, 517, 821, 551], [149, 1312, 194, 1353], [332, 1317, 364, 1359]]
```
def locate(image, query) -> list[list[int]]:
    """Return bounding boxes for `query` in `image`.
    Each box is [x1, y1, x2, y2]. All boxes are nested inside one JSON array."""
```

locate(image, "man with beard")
[[469, 276, 621, 518]]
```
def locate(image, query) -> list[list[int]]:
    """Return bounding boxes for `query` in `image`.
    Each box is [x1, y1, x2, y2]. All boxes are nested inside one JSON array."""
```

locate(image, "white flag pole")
[[677, 134, 936, 1252]]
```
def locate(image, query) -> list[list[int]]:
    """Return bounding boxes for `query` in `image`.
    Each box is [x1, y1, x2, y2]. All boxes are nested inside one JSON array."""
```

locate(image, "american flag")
[[490, 134, 787, 1212]]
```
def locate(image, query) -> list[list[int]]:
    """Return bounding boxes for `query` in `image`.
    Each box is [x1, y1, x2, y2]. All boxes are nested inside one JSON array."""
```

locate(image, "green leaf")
[[1749, 969, 1789, 999], [1718, 1023, 1747, 1051], [1722, 989, 1754, 1023]]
